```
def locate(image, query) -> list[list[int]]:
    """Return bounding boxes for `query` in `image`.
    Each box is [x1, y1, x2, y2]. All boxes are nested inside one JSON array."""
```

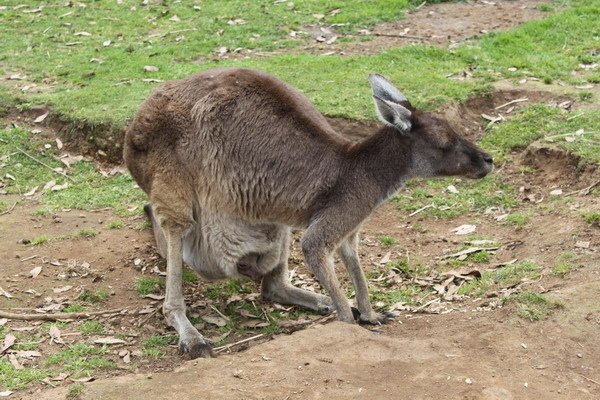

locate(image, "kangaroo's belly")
[[182, 211, 289, 281]]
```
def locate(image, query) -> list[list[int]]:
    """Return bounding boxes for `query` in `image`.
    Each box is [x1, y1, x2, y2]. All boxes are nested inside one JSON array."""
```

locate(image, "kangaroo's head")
[[369, 74, 493, 180]]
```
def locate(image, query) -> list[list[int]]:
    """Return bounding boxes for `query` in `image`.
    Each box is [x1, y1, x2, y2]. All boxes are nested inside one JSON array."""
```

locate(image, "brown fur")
[[124, 68, 493, 358]]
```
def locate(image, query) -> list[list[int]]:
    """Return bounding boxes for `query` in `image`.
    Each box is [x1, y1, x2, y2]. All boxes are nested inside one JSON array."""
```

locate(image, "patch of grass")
[[482, 105, 600, 164], [63, 304, 86, 313], [106, 220, 125, 229], [142, 335, 178, 358], [45, 344, 115, 376], [31, 207, 53, 217], [459, 260, 541, 296], [552, 251, 578, 277], [577, 91, 593, 102], [468, 250, 491, 264], [0, 127, 146, 216], [0, 200, 9, 214], [505, 213, 530, 230], [537, 3, 555, 12], [135, 277, 165, 296], [0, 359, 52, 391], [503, 291, 563, 321], [79, 289, 109, 304], [30, 234, 50, 246], [583, 212, 600, 226], [377, 234, 398, 246], [182, 268, 198, 284], [202, 280, 253, 301], [370, 285, 426, 308], [393, 175, 517, 218], [78, 229, 98, 238], [67, 383, 85, 400], [80, 321, 105, 336]]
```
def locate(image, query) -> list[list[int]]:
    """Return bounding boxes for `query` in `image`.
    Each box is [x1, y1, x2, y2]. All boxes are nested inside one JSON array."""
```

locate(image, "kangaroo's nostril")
[[484, 155, 493, 164]]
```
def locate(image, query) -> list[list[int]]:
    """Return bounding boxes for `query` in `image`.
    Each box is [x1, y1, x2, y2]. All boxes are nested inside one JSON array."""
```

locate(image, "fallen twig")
[[20, 255, 38, 262], [409, 203, 434, 217], [214, 333, 266, 353], [578, 373, 600, 385], [16, 147, 75, 182], [494, 98, 528, 110], [440, 246, 499, 260], [137, 308, 159, 328], [0, 202, 17, 216], [563, 179, 600, 196], [371, 32, 429, 40], [0, 308, 123, 321]]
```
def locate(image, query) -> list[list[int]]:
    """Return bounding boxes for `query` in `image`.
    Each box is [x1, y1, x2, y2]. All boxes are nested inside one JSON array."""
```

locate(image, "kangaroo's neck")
[[351, 125, 414, 203]]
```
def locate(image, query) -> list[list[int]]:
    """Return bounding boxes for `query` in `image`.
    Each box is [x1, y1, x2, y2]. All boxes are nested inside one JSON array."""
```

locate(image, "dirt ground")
[[2, 1, 600, 399]]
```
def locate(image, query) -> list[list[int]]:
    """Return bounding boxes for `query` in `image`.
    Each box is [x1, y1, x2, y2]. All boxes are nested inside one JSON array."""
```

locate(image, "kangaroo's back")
[[124, 68, 350, 225]]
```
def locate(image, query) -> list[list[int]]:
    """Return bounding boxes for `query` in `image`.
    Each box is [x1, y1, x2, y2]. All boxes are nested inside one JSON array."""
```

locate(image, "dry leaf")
[[169, 15, 181, 22], [15, 350, 42, 359], [11, 326, 36, 332], [94, 337, 127, 345], [43, 179, 57, 191], [201, 315, 228, 327], [34, 111, 49, 123], [0, 391, 13, 397], [74, 31, 91, 36], [70, 377, 95, 383], [0, 334, 16, 355], [53, 285, 73, 293], [241, 320, 270, 328], [143, 294, 164, 300], [0, 319, 7, 326], [0, 287, 13, 299], [447, 185, 459, 194], [24, 186, 38, 197], [379, 252, 391, 265], [238, 309, 261, 319], [51, 182, 69, 191], [49, 325, 64, 344], [30, 266, 42, 278], [451, 224, 476, 235], [143, 65, 159, 72], [55, 138, 63, 149]]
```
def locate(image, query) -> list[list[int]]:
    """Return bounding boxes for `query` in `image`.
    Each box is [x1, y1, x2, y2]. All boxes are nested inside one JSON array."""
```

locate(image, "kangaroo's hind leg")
[[261, 229, 333, 314], [150, 184, 214, 359]]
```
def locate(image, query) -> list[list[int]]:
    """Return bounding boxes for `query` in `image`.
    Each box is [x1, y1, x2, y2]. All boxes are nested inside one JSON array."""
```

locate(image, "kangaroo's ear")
[[369, 74, 412, 132], [369, 73, 409, 104]]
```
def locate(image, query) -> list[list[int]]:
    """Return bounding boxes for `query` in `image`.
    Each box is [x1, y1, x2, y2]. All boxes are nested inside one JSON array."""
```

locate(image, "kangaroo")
[[124, 68, 493, 359]]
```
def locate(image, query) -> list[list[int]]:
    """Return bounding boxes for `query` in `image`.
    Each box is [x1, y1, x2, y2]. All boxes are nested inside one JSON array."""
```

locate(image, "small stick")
[[415, 1, 427, 10], [371, 32, 429, 40], [20, 255, 38, 262], [0, 308, 123, 321], [412, 298, 440, 313], [16, 147, 75, 182], [566, 112, 583, 121], [0, 202, 17, 216], [137, 308, 159, 328], [578, 373, 600, 385], [564, 179, 600, 196], [210, 305, 231, 321], [409, 203, 434, 217], [214, 333, 265, 353], [494, 98, 528, 110]]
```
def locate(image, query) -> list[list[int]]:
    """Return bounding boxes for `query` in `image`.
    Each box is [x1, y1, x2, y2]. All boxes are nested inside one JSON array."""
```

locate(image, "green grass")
[[80, 321, 105, 336], [392, 175, 517, 218], [505, 213, 530, 230], [30, 234, 50, 246], [469, 250, 491, 264], [0, 359, 52, 391], [78, 229, 99, 238], [377, 234, 398, 246], [182, 268, 198, 284], [370, 285, 426, 308], [503, 291, 563, 321], [0, 127, 146, 215], [63, 304, 86, 313], [202, 280, 253, 301], [0, 1, 597, 127], [142, 335, 178, 358], [106, 220, 125, 229], [135, 276, 165, 296], [45, 344, 115, 376], [67, 383, 85, 400], [482, 105, 600, 164], [79, 289, 109, 304], [552, 251, 578, 277], [459, 260, 541, 296], [583, 212, 600, 226], [0, 200, 9, 213]]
